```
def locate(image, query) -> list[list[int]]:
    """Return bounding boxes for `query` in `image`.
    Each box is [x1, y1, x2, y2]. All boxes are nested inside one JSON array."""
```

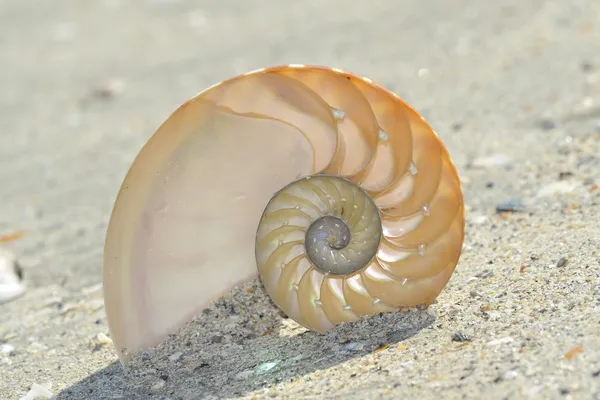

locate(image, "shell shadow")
[[60, 283, 435, 399]]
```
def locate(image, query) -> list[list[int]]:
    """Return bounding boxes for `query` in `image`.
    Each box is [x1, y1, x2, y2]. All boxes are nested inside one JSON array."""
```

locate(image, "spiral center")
[[257, 175, 382, 278], [305, 212, 375, 275], [307, 216, 351, 251]]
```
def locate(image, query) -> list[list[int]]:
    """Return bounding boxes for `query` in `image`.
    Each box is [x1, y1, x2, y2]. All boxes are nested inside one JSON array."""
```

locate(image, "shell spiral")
[[103, 64, 465, 363], [249, 66, 465, 332]]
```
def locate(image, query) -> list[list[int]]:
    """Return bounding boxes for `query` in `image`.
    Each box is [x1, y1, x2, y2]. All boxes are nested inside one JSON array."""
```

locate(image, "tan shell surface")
[[103, 65, 465, 364]]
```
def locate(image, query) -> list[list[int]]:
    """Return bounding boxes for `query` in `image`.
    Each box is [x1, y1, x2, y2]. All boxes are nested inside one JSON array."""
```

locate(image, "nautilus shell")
[[103, 65, 465, 363]]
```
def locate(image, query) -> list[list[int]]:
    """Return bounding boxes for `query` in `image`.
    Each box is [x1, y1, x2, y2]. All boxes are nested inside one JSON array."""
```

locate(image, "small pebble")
[[504, 370, 518, 380], [472, 215, 488, 225], [344, 342, 364, 351], [470, 154, 511, 168], [581, 61, 594, 71], [480, 304, 494, 312], [539, 118, 557, 130], [235, 369, 254, 380], [92, 78, 126, 100], [445, 305, 460, 318], [452, 332, 471, 342], [168, 351, 183, 362], [210, 335, 223, 344], [0, 343, 15, 355], [0, 247, 26, 305], [96, 333, 113, 345], [151, 378, 166, 391], [537, 181, 577, 197], [487, 337, 514, 346], [474, 270, 493, 279], [559, 171, 574, 180], [256, 361, 279, 374], [28, 342, 48, 353], [496, 199, 525, 213], [556, 257, 568, 268], [19, 382, 54, 400], [417, 68, 430, 78]]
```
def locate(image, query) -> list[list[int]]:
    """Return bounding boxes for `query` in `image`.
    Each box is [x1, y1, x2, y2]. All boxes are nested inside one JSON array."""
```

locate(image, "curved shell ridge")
[[203, 72, 340, 174], [382, 155, 462, 248], [296, 266, 335, 333], [342, 272, 398, 316], [250, 66, 465, 330], [347, 78, 415, 194], [377, 206, 464, 281], [274, 68, 380, 178], [319, 275, 360, 325]]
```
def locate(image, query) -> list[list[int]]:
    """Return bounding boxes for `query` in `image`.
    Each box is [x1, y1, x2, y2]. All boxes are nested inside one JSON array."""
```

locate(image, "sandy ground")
[[1, 0, 599, 399]]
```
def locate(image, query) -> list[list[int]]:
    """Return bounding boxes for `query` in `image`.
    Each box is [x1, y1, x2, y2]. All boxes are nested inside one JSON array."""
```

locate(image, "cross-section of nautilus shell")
[[103, 65, 465, 363]]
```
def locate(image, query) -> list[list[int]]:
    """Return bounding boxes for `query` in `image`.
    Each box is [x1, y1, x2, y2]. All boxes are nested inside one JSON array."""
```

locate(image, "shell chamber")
[[103, 65, 465, 363]]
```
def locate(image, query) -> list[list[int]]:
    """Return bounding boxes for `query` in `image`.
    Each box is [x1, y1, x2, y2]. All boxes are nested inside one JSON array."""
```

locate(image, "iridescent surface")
[[103, 65, 465, 363], [258, 175, 382, 279], [307, 216, 351, 251]]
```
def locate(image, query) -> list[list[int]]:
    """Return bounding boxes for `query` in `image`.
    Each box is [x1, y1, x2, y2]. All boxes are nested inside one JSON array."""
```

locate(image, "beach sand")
[[1, 0, 599, 398]]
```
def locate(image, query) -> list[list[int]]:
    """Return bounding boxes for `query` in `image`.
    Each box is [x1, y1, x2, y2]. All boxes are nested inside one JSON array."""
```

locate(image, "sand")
[[1, 0, 599, 399]]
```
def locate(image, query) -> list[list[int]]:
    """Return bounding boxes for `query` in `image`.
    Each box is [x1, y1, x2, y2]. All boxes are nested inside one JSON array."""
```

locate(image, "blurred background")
[[1, 0, 599, 399]]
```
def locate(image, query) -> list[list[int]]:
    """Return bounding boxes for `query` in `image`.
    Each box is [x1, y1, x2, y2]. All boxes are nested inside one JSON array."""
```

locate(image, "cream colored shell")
[[103, 65, 465, 364]]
